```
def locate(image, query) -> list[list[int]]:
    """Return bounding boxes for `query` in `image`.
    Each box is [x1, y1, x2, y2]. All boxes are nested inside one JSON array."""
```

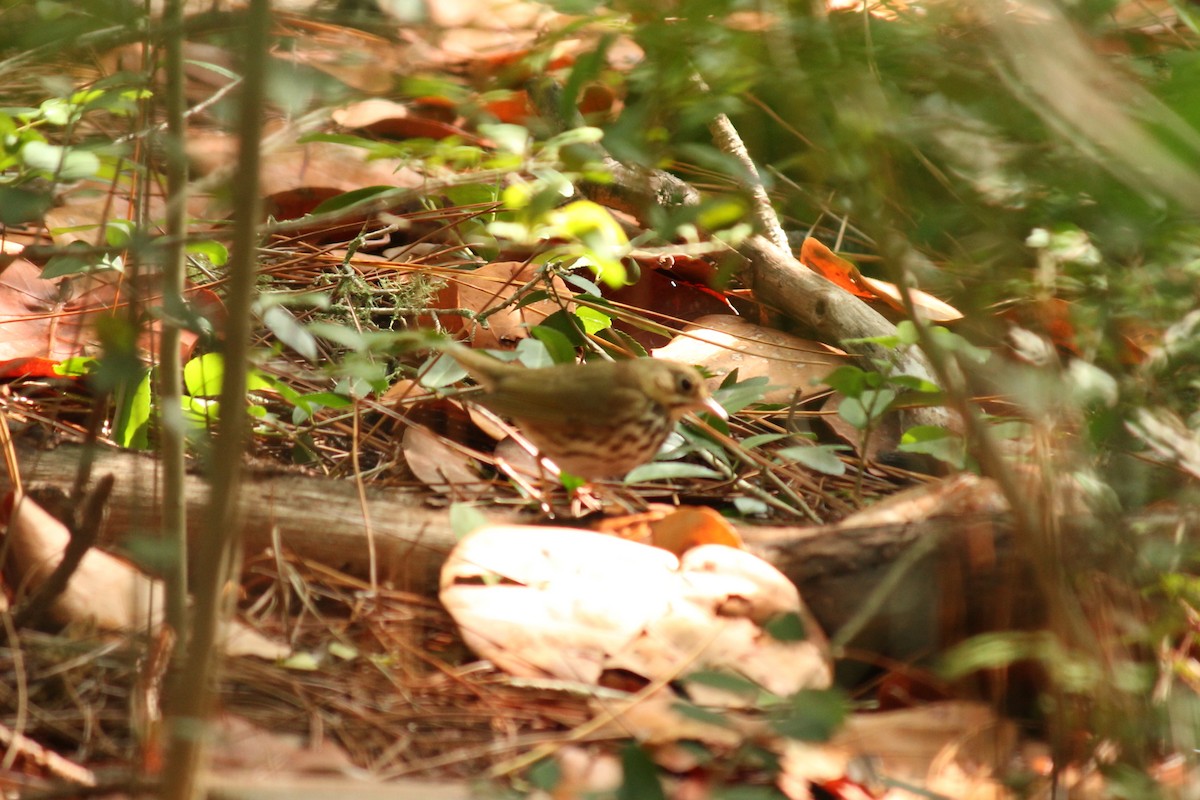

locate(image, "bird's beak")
[[702, 396, 728, 419]]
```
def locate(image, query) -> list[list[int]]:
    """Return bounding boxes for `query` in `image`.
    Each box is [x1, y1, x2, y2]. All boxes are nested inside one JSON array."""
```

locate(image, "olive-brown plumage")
[[449, 348, 725, 479]]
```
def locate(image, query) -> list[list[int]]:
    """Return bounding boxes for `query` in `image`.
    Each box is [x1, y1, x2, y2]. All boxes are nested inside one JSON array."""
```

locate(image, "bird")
[[446, 347, 726, 480]]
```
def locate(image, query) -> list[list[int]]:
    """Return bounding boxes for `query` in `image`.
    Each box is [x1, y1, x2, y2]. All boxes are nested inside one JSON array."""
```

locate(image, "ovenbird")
[[448, 347, 726, 480]]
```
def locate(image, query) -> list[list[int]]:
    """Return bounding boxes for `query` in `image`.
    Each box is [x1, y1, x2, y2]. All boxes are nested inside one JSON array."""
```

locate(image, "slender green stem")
[[159, 0, 189, 659], [159, 0, 269, 796]]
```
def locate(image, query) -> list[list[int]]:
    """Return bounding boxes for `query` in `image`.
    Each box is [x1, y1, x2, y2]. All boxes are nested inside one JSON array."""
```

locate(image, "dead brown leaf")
[[0, 493, 289, 659], [436, 261, 574, 348], [655, 314, 845, 404], [440, 525, 831, 703]]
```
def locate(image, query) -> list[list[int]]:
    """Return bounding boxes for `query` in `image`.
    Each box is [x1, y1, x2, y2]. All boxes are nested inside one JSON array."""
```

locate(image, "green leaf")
[[739, 432, 792, 450], [530, 323, 578, 364], [0, 186, 53, 224], [563, 272, 603, 295], [444, 182, 500, 208], [763, 612, 810, 642], [181, 395, 218, 426], [733, 497, 770, 516], [889, 374, 941, 393], [939, 631, 1092, 683], [618, 744, 666, 800], [310, 185, 399, 216], [54, 357, 96, 377], [681, 670, 763, 699], [185, 58, 240, 81], [419, 353, 468, 389], [513, 337, 553, 369], [21, 140, 99, 180], [860, 388, 896, 416], [105, 219, 136, 247], [40, 256, 88, 279], [575, 305, 612, 334], [280, 652, 321, 671], [846, 332, 902, 349], [262, 305, 317, 361], [770, 689, 849, 742], [837, 397, 868, 429], [777, 444, 847, 476], [546, 125, 604, 149], [297, 391, 352, 410], [328, 642, 358, 661], [112, 368, 152, 449], [713, 376, 772, 414], [526, 758, 561, 792], [306, 322, 367, 350], [823, 365, 867, 397], [478, 123, 530, 154], [246, 369, 275, 393], [533, 309, 587, 348], [548, 201, 630, 286], [898, 425, 965, 468], [184, 352, 225, 397], [696, 197, 747, 230], [510, 289, 550, 311], [895, 320, 921, 345], [928, 325, 991, 364], [672, 699, 737, 727], [38, 97, 74, 125], [186, 239, 229, 266], [596, 327, 649, 358], [624, 462, 723, 483]]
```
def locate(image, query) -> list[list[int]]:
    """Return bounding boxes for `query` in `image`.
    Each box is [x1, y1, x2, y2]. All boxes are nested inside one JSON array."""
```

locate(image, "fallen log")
[[9, 442, 1036, 661]]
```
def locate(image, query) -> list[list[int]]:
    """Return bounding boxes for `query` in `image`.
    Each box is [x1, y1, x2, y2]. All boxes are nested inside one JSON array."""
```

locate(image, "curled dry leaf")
[[401, 424, 489, 499], [332, 98, 484, 144], [832, 701, 1017, 799], [654, 315, 845, 405], [778, 702, 1017, 800], [440, 525, 831, 703], [2, 493, 162, 631], [0, 250, 218, 374], [592, 505, 744, 556], [184, 133, 424, 224], [0, 494, 289, 660], [799, 237, 962, 323], [434, 261, 574, 348], [607, 268, 736, 349]]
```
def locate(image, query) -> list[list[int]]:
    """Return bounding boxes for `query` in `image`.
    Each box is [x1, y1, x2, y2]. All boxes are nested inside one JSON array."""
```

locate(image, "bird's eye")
[[678, 376, 694, 393]]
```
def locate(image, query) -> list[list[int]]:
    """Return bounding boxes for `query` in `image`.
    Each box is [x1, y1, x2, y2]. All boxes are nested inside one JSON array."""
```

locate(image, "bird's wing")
[[480, 378, 641, 424]]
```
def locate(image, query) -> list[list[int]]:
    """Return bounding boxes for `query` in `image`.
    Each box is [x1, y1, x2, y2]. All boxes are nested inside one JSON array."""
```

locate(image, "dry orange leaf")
[[482, 91, 535, 124], [646, 506, 744, 555], [800, 237, 877, 300], [592, 504, 744, 555], [799, 238, 962, 322], [0, 252, 218, 370]]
